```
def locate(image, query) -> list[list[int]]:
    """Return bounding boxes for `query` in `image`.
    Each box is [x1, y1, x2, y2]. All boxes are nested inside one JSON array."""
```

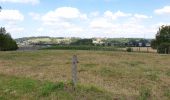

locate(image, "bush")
[[126, 47, 133, 52], [157, 42, 170, 54]]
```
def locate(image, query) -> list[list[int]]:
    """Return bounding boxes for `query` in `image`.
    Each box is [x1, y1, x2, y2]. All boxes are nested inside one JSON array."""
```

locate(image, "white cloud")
[[2, 24, 24, 38], [87, 11, 155, 38], [39, 7, 86, 34], [90, 18, 114, 29], [0, 0, 40, 4], [104, 10, 131, 20], [155, 6, 170, 15], [134, 14, 152, 19], [154, 22, 170, 28], [7, 26, 24, 33], [90, 11, 100, 17], [27, 7, 156, 38], [29, 12, 41, 20], [37, 27, 44, 32], [0, 9, 25, 38], [0, 9, 24, 22], [42, 7, 87, 26], [42, 7, 87, 23]]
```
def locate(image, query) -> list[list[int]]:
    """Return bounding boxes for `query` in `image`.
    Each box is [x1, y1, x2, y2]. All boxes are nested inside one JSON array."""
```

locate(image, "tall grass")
[[0, 74, 113, 100]]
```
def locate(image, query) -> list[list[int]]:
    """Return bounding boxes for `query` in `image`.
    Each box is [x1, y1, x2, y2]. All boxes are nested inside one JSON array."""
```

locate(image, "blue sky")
[[0, 0, 170, 38]]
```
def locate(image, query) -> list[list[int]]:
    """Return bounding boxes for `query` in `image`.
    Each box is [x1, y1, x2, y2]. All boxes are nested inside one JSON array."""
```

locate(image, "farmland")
[[0, 50, 170, 99]]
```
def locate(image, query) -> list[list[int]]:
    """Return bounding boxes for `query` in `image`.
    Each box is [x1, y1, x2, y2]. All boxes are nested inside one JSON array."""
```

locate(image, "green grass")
[[166, 70, 170, 76], [139, 86, 151, 100], [42, 45, 122, 51], [0, 74, 113, 100], [99, 67, 123, 77], [164, 88, 170, 98], [0, 50, 170, 99]]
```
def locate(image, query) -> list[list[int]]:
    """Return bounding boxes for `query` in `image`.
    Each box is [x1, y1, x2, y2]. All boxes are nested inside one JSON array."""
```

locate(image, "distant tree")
[[151, 39, 157, 49], [70, 39, 94, 46], [139, 39, 148, 47], [151, 25, 170, 54], [0, 27, 18, 51], [129, 39, 138, 47]]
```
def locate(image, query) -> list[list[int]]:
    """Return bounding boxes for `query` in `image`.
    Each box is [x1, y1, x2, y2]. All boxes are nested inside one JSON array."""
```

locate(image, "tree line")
[[151, 25, 170, 54], [0, 27, 18, 51]]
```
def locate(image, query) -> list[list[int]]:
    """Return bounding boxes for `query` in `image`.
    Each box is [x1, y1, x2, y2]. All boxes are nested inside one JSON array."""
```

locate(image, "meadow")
[[42, 45, 157, 53], [0, 50, 170, 100], [42, 45, 121, 51]]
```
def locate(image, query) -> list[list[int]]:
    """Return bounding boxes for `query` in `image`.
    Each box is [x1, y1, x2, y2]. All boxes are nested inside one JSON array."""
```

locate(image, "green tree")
[[70, 39, 94, 46], [151, 25, 170, 54], [0, 27, 18, 51], [151, 39, 157, 49]]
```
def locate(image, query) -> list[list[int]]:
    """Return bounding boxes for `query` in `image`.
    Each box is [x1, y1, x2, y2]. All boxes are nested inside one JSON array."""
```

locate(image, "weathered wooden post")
[[72, 55, 78, 86]]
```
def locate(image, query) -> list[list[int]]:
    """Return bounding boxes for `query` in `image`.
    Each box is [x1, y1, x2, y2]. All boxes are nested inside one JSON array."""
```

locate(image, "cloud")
[[37, 27, 44, 32], [104, 10, 131, 20], [29, 12, 41, 20], [90, 18, 114, 29], [29, 7, 155, 38], [0, 9, 25, 38], [154, 6, 170, 15], [89, 11, 100, 17], [134, 14, 152, 19], [2, 24, 24, 38], [42, 7, 87, 25], [7, 26, 24, 33], [0, 0, 40, 4], [40, 7, 86, 34], [87, 11, 155, 38], [154, 22, 170, 27], [0, 9, 24, 22]]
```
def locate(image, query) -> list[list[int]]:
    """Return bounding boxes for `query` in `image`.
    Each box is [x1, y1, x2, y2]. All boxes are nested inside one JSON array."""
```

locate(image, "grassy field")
[[42, 45, 121, 51], [42, 46, 156, 53], [0, 50, 170, 100]]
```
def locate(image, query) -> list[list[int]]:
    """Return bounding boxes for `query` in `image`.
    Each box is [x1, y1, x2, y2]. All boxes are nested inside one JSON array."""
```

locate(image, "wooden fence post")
[[147, 47, 149, 53], [72, 55, 78, 86]]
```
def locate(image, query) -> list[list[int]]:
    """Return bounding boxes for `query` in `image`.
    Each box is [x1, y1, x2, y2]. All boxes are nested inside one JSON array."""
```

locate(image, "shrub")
[[126, 47, 133, 52], [157, 42, 170, 54]]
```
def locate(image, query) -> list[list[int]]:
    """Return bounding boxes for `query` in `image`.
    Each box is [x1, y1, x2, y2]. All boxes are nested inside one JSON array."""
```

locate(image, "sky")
[[0, 0, 170, 39]]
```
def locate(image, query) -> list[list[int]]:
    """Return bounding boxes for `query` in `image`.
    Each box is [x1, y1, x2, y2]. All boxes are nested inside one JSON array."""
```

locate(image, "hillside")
[[15, 36, 152, 47]]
